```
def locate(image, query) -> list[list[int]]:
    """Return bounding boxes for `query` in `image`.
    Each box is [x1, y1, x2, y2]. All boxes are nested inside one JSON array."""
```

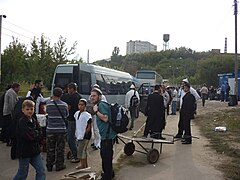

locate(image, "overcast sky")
[[0, 0, 237, 62]]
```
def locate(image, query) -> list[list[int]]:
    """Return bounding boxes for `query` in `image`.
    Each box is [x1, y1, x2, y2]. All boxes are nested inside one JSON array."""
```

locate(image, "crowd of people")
[[0, 78, 227, 180], [142, 78, 200, 144]]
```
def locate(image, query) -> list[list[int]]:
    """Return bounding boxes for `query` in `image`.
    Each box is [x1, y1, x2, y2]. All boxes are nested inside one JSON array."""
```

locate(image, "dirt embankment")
[[194, 100, 240, 179]]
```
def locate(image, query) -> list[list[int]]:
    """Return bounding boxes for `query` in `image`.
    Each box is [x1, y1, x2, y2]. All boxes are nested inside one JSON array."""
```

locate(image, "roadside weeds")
[[195, 107, 240, 180]]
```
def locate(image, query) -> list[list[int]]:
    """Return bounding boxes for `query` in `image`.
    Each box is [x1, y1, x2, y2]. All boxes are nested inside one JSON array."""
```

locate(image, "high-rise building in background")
[[126, 40, 157, 54]]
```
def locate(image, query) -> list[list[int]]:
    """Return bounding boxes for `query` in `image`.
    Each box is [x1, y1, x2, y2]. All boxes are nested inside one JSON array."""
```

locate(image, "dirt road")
[[116, 100, 231, 180]]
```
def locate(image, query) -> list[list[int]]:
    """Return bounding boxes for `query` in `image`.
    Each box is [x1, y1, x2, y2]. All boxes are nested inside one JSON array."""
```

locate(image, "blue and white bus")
[[51, 63, 139, 105]]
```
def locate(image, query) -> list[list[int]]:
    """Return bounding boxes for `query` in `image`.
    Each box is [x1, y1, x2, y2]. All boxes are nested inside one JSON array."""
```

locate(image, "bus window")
[[136, 70, 163, 86], [95, 74, 108, 95], [136, 72, 155, 79], [54, 66, 74, 89], [79, 71, 91, 94], [73, 65, 79, 84], [54, 74, 72, 89]]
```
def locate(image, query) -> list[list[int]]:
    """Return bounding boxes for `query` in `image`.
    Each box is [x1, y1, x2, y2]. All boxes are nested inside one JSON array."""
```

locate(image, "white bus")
[[51, 63, 139, 105], [135, 70, 163, 86]]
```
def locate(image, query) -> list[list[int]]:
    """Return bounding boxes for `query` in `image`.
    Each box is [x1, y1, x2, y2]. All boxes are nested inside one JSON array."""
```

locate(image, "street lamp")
[[0, 15, 6, 84]]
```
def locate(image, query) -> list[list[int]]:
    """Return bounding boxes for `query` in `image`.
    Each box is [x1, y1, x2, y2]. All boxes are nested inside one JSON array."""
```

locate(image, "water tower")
[[163, 34, 170, 51]]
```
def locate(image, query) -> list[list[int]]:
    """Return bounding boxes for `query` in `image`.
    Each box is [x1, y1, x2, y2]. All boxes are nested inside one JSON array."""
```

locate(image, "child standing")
[[13, 100, 46, 180], [74, 98, 92, 169]]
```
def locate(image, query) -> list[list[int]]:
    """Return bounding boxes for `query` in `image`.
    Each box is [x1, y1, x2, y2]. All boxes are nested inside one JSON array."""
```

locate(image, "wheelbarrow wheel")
[[67, 151, 72, 159], [147, 148, 159, 164], [124, 142, 135, 156]]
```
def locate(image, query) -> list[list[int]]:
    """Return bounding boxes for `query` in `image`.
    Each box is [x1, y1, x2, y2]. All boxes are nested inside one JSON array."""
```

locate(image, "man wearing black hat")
[[175, 79, 200, 139], [143, 85, 165, 139], [180, 83, 196, 144]]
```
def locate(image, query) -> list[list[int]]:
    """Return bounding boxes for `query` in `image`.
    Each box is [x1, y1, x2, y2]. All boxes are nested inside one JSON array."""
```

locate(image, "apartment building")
[[126, 40, 157, 54]]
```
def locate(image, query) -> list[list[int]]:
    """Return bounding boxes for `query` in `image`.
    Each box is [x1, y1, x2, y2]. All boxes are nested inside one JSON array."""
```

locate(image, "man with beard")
[[91, 88, 116, 180], [143, 85, 165, 139]]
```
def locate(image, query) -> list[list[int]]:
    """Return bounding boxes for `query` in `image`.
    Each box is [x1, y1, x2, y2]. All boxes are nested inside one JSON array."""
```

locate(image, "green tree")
[[1, 35, 79, 90], [53, 35, 77, 64], [2, 38, 28, 85], [195, 54, 234, 86]]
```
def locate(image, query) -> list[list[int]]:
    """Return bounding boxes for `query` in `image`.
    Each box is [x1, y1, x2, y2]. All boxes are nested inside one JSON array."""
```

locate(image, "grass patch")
[[195, 108, 240, 179]]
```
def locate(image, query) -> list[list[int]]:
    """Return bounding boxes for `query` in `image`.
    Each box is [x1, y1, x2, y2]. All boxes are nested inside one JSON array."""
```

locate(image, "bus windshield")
[[135, 70, 162, 86], [136, 72, 155, 79]]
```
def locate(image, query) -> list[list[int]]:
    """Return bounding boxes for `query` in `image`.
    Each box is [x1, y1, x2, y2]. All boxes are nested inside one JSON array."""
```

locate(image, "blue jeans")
[[171, 101, 177, 114], [67, 121, 78, 159], [13, 153, 46, 180]]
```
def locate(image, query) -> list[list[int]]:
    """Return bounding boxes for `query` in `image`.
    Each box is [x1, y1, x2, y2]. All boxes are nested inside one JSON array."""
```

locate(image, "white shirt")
[[35, 94, 50, 114], [172, 89, 178, 101], [74, 111, 92, 140], [26, 90, 31, 97], [162, 91, 170, 108], [125, 89, 140, 109], [179, 87, 200, 108]]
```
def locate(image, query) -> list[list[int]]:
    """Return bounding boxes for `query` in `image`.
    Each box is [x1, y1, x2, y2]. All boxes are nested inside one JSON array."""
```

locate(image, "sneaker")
[[71, 158, 80, 163]]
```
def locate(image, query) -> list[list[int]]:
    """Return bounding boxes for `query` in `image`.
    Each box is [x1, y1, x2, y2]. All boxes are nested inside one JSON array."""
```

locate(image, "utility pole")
[[0, 15, 6, 84], [234, 0, 238, 103], [87, 49, 89, 63]]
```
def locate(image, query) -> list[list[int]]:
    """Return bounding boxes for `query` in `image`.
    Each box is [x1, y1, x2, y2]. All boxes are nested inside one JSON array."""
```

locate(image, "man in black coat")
[[143, 85, 165, 139], [181, 83, 196, 144]]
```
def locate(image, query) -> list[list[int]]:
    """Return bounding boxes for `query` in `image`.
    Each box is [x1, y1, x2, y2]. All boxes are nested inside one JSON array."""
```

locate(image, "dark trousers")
[[129, 107, 136, 129], [201, 94, 207, 107], [177, 112, 184, 136], [143, 119, 163, 138], [221, 91, 225, 101], [182, 114, 192, 142], [1, 114, 12, 143], [143, 119, 151, 137], [46, 133, 66, 169], [226, 92, 229, 102], [100, 139, 114, 180]]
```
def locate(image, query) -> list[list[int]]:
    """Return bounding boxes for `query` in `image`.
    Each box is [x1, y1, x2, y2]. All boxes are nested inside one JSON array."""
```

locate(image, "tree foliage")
[[2, 37, 237, 91], [95, 47, 238, 87], [1, 35, 78, 90]]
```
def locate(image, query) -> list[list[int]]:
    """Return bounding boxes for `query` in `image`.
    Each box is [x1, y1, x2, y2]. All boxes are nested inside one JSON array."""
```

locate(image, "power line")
[[2, 27, 33, 40], [2, 32, 32, 45], [4, 20, 38, 37]]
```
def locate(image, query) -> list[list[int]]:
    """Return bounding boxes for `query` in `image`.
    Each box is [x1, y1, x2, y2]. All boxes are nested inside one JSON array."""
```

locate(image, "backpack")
[[130, 91, 139, 107], [109, 103, 129, 134]]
